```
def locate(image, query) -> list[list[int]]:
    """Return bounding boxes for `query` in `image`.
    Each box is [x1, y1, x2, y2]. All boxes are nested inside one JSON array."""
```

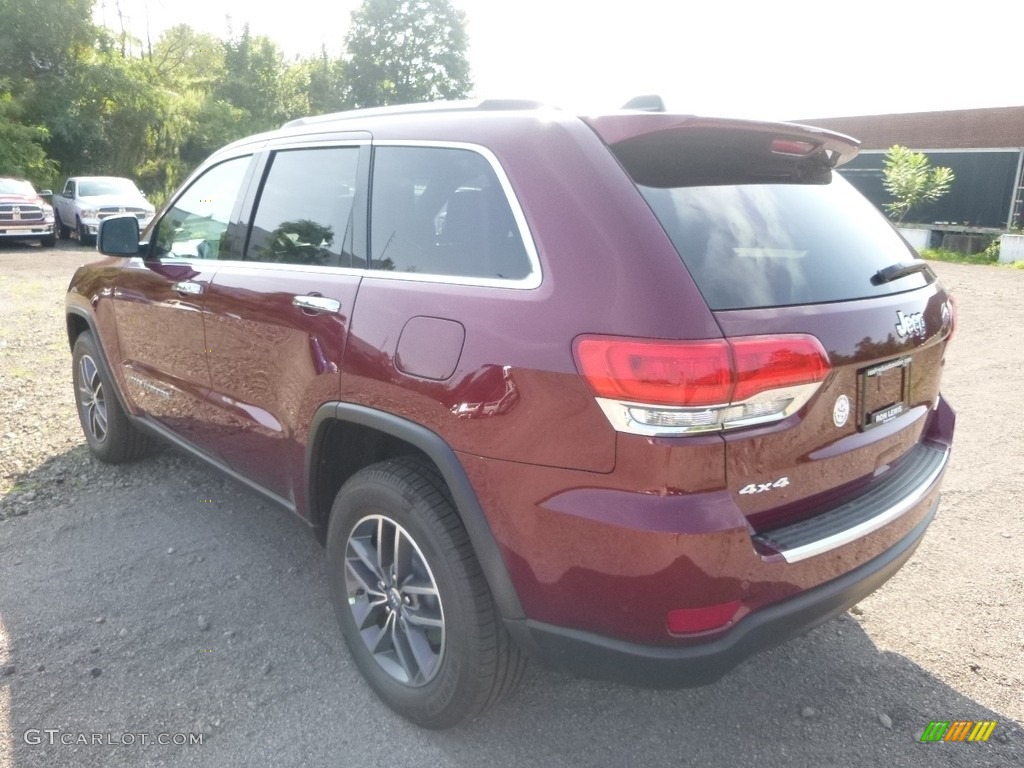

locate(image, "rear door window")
[[246, 146, 362, 267], [369, 146, 533, 281], [639, 177, 931, 310]]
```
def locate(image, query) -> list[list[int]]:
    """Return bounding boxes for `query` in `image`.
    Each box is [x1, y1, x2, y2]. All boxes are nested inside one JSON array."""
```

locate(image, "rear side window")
[[639, 177, 930, 310], [370, 146, 532, 281], [247, 147, 360, 267]]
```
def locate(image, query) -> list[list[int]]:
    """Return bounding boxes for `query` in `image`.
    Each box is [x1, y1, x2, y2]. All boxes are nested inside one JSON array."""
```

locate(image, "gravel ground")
[[1, 240, 1022, 767]]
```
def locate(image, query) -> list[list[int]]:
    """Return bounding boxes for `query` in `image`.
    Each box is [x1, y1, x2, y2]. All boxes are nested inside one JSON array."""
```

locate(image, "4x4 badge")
[[895, 310, 926, 339]]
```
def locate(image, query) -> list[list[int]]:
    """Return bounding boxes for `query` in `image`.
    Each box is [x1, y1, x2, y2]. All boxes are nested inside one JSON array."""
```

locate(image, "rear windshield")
[[639, 176, 930, 310]]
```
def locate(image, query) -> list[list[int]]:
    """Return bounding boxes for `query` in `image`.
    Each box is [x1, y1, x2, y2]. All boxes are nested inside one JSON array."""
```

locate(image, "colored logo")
[[920, 720, 997, 743]]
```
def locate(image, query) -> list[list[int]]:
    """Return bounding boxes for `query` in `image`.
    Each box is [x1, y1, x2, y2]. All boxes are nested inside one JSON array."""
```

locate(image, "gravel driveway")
[[1, 241, 1022, 767]]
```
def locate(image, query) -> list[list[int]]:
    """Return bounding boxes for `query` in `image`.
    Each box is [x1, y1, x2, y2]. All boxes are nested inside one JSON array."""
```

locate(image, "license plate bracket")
[[857, 356, 912, 430]]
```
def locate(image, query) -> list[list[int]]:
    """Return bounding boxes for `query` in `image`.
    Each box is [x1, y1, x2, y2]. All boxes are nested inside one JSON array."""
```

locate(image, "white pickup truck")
[[54, 176, 156, 245]]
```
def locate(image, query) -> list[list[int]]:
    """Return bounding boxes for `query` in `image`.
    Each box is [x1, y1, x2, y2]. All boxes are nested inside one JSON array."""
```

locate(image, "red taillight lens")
[[946, 295, 957, 342], [574, 334, 829, 406], [573, 338, 732, 406], [731, 336, 830, 401]]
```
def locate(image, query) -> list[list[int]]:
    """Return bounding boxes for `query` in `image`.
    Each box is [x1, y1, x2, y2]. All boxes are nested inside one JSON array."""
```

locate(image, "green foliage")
[[0, 0, 474, 196], [920, 247, 1000, 266], [216, 25, 311, 132], [0, 0, 97, 83], [981, 238, 1001, 263], [882, 145, 955, 224], [344, 0, 472, 108], [0, 89, 59, 185], [302, 49, 349, 114]]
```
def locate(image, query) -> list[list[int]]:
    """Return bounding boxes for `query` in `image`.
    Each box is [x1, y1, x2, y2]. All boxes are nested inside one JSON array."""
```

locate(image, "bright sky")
[[94, 0, 1023, 120]]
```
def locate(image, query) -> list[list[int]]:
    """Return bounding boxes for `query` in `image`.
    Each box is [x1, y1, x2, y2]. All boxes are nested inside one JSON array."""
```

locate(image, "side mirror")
[[39, 189, 53, 198], [98, 215, 142, 257]]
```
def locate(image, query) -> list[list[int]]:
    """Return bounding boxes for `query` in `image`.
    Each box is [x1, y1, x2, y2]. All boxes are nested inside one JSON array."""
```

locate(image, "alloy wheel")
[[344, 514, 446, 686], [77, 354, 108, 442]]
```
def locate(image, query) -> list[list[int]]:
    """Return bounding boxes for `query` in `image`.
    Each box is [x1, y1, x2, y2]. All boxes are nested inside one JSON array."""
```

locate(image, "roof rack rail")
[[282, 99, 553, 129]]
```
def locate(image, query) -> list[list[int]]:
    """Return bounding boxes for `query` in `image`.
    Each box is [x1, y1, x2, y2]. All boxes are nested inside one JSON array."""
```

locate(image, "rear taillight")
[[573, 334, 830, 436]]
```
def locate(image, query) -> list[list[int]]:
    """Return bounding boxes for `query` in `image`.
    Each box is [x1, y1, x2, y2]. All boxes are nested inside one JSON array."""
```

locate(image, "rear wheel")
[[72, 332, 152, 463], [326, 456, 526, 729]]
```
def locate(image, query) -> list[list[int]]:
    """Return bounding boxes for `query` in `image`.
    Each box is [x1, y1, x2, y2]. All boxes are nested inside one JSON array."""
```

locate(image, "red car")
[[66, 100, 955, 728], [0, 177, 56, 247]]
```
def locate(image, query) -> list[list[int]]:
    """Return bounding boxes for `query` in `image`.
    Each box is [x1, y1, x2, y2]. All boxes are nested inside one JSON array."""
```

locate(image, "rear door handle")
[[172, 281, 203, 295], [292, 295, 341, 314]]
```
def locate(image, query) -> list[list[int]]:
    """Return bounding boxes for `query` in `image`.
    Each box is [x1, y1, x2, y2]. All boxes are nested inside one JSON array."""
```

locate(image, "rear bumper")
[[506, 496, 938, 687]]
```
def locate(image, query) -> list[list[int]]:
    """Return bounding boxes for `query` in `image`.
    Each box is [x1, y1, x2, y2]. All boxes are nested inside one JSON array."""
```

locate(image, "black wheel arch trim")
[[307, 402, 526, 621], [66, 306, 137, 420]]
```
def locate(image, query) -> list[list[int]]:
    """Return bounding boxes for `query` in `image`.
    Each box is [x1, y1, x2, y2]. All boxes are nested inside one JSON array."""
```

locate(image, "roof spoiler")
[[585, 115, 861, 187]]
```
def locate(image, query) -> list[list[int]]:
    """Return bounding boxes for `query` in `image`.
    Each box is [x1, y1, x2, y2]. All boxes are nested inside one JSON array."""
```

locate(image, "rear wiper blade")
[[871, 261, 933, 285]]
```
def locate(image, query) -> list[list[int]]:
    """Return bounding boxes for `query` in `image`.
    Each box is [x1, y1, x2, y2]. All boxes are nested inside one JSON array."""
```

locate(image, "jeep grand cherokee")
[[66, 100, 955, 728]]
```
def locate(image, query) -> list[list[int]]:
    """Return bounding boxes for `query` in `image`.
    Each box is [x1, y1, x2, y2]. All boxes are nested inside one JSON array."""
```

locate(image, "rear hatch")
[[585, 114, 954, 534]]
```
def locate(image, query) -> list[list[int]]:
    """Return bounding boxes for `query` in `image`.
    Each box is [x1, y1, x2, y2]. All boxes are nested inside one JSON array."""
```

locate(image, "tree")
[[0, 90, 58, 185], [882, 145, 955, 224], [343, 0, 472, 109], [216, 25, 300, 132]]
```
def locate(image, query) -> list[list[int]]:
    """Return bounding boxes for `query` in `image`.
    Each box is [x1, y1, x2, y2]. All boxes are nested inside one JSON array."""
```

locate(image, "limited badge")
[[833, 394, 850, 427]]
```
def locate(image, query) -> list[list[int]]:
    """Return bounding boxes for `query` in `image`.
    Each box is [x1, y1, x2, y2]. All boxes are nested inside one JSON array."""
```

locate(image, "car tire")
[[41, 234, 56, 248], [326, 456, 526, 729], [55, 211, 71, 240], [76, 216, 93, 246], [72, 331, 153, 463]]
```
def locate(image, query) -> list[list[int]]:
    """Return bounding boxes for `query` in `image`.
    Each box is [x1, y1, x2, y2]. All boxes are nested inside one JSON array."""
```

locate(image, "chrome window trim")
[[266, 138, 371, 151], [128, 257, 368, 278], [152, 140, 542, 290], [368, 140, 542, 290]]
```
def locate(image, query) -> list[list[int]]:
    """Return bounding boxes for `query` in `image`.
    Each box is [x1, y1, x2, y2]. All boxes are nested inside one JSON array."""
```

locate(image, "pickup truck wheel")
[[76, 216, 93, 246], [41, 234, 56, 247], [55, 210, 71, 239], [326, 456, 526, 729], [72, 331, 153, 463]]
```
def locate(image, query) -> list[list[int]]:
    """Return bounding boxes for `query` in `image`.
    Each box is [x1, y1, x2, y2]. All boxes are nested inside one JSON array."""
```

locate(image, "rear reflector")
[[667, 600, 742, 634], [574, 334, 830, 435]]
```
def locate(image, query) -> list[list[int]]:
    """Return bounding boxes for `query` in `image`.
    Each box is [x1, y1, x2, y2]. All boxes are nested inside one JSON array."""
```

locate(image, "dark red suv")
[[66, 100, 955, 728]]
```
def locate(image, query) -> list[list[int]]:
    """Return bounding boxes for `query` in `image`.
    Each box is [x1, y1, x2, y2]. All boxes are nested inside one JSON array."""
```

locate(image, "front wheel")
[[326, 457, 526, 728], [76, 216, 93, 246], [55, 210, 72, 239], [72, 332, 152, 463]]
